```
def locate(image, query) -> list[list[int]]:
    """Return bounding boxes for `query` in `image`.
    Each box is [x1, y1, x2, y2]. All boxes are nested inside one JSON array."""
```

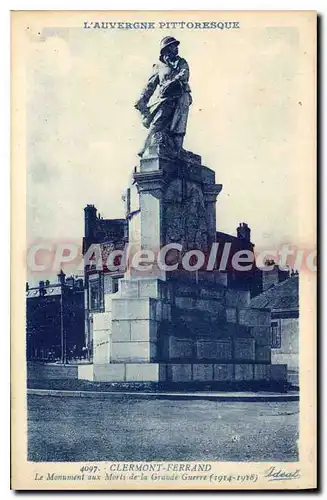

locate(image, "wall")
[[27, 362, 79, 380], [26, 288, 85, 361], [271, 317, 299, 385]]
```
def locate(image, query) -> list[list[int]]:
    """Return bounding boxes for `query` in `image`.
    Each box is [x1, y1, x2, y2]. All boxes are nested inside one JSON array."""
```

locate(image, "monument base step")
[[78, 362, 287, 386]]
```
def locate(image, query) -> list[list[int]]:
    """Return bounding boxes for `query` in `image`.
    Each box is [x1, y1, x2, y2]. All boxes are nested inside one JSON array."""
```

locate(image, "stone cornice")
[[133, 170, 168, 198], [203, 184, 223, 202]]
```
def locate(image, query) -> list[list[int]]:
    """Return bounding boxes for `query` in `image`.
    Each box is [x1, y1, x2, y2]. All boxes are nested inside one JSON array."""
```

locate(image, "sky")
[[27, 21, 308, 262]]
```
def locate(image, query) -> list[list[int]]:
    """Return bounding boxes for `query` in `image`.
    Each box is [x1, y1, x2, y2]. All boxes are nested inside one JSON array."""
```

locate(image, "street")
[[28, 394, 299, 462]]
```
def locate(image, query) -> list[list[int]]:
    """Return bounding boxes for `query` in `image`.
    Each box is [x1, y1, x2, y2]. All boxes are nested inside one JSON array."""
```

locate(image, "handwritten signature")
[[264, 466, 301, 482]]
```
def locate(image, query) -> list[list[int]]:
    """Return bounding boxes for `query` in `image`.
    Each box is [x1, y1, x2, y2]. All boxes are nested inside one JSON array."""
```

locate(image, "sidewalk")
[[27, 388, 299, 402]]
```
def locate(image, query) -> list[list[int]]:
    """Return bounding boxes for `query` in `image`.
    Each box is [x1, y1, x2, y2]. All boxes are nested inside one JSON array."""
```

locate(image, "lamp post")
[[60, 291, 64, 364], [58, 270, 66, 364]]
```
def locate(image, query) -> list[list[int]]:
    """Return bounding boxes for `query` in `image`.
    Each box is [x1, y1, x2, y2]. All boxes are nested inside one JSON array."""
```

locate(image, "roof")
[[26, 285, 62, 298], [26, 279, 84, 298], [250, 275, 299, 311], [216, 231, 254, 250], [216, 231, 240, 243]]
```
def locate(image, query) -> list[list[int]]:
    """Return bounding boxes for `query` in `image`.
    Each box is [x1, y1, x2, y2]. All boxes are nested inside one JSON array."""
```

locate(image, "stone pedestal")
[[133, 148, 222, 253], [82, 148, 287, 389]]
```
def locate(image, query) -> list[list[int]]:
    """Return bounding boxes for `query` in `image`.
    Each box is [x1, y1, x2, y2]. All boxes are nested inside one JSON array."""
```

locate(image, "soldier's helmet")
[[160, 36, 180, 55]]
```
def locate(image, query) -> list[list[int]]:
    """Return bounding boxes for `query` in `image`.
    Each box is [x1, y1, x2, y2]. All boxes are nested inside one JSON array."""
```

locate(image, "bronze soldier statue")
[[134, 36, 192, 157]]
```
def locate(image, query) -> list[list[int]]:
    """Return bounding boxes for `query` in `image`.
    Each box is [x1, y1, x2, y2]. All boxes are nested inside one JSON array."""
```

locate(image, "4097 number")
[[80, 466, 100, 474]]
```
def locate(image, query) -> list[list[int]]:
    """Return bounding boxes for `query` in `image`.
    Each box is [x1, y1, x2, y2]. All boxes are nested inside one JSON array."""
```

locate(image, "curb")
[[27, 388, 299, 402]]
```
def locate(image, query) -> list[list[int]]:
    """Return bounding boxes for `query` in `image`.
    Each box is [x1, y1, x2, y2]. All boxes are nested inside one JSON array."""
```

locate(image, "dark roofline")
[[216, 230, 254, 246], [250, 274, 299, 310], [99, 218, 126, 223]]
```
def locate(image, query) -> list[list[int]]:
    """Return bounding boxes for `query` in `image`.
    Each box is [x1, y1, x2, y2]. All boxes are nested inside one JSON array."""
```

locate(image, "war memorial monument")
[[78, 36, 287, 389]]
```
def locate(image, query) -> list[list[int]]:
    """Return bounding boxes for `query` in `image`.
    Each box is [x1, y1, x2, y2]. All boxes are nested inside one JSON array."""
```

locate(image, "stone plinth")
[[128, 149, 222, 268]]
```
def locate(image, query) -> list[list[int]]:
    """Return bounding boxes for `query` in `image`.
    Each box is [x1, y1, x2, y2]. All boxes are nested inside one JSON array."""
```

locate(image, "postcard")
[[11, 10, 317, 490]]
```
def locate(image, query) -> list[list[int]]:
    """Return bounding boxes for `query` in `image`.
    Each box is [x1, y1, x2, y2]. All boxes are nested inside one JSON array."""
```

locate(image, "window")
[[89, 280, 99, 310], [112, 278, 119, 294], [271, 321, 281, 348], [89, 276, 104, 312]]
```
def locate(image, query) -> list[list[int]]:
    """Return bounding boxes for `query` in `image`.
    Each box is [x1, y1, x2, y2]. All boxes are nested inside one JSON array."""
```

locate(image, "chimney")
[[66, 276, 75, 288], [39, 280, 45, 297], [262, 260, 279, 291], [84, 204, 97, 240], [57, 270, 66, 285], [237, 222, 251, 242]]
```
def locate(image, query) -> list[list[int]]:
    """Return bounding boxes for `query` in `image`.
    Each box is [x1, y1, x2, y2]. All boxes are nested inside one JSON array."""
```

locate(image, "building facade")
[[26, 272, 85, 362], [250, 273, 299, 386]]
